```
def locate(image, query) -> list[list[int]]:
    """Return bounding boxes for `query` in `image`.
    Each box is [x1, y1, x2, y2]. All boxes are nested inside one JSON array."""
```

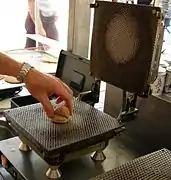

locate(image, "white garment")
[[39, 0, 58, 17]]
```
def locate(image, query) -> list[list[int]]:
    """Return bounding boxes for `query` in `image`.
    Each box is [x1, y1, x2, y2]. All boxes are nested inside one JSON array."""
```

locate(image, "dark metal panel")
[[90, 1, 161, 93]]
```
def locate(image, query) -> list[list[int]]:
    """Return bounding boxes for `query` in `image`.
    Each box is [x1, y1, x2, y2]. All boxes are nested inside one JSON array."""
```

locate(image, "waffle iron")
[[0, 49, 124, 179], [0, 2, 164, 180], [91, 149, 171, 180], [2, 99, 124, 179]]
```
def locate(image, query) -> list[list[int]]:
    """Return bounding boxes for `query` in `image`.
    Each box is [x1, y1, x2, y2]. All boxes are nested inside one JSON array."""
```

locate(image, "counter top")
[[6, 49, 58, 74], [0, 49, 59, 110]]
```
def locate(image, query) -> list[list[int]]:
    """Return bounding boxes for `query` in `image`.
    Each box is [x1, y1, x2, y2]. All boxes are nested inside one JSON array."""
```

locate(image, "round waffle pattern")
[[105, 9, 139, 64]]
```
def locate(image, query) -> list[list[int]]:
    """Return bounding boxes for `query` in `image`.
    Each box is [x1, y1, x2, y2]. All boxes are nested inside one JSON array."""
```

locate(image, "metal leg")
[[91, 150, 106, 162], [46, 166, 61, 179], [19, 142, 31, 152], [117, 91, 138, 123]]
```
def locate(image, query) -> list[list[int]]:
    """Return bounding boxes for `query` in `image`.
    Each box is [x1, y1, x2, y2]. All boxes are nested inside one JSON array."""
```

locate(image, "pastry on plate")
[[4, 76, 20, 84], [41, 55, 57, 63]]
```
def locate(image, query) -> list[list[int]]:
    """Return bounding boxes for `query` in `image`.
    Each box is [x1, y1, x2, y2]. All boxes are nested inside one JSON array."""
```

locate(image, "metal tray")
[[4, 99, 123, 160], [6, 49, 58, 64], [56, 50, 97, 96], [11, 95, 39, 109], [91, 149, 171, 180]]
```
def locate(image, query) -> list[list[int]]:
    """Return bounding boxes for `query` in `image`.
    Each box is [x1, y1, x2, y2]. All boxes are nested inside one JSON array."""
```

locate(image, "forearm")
[[0, 52, 22, 77]]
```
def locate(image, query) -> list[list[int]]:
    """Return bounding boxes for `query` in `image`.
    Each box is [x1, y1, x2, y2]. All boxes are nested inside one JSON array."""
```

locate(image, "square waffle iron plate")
[[4, 99, 123, 159], [90, 1, 161, 93], [91, 149, 171, 180]]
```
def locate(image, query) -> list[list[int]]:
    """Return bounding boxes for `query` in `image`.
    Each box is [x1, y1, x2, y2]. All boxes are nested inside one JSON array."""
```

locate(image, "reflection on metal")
[[19, 142, 31, 152], [91, 151, 106, 162], [46, 166, 61, 179]]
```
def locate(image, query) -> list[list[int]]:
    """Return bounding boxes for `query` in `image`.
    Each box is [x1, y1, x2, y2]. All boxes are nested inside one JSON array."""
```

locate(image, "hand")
[[24, 68, 73, 118]]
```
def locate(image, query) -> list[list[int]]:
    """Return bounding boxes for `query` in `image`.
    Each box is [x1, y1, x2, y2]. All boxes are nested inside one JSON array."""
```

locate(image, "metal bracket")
[[77, 79, 100, 106], [117, 90, 139, 123]]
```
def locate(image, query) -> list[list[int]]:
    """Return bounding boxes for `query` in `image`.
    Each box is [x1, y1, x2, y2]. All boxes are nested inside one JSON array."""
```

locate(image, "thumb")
[[39, 94, 54, 118]]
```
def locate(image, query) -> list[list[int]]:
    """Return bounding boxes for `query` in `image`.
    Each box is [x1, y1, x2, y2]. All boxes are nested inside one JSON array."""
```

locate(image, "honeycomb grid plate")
[[5, 100, 122, 155], [90, 1, 161, 93], [91, 149, 171, 180]]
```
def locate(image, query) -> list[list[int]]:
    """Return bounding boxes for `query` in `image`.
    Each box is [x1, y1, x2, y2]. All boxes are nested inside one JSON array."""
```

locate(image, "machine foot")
[[91, 151, 106, 162], [46, 166, 61, 179], [19, 142, 31, 152]]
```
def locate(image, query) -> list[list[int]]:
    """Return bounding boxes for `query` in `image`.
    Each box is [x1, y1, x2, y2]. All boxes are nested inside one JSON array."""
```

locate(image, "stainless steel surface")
[[5, 99, 123, 159], [46, 166, 61, 179], [0, 137, 137, 180], [91, 151, 106, 161], [91, 149, 171, 180], [19, 142, 31, 152]]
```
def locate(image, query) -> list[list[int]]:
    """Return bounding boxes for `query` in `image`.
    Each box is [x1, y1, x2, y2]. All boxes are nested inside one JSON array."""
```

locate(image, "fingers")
[[58, 94, 73, 115], [56, 97, 63, 104], [57, 78, 73, 95], [39, 94, 55, 118], [54, 83, 73, 115], [54, 78, 73, 114]]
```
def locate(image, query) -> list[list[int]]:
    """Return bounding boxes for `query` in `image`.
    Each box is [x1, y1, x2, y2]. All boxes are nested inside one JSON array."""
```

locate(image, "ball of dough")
[[52, 106, 71, 124]]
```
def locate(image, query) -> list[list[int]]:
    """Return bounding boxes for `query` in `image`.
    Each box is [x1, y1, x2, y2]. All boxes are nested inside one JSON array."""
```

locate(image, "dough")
[[52, 106, 71, 124], [52, 115, 71, 124], [0, 74, 4, 80], [41, 55, 57, 63], [4, 76, 20, 84]]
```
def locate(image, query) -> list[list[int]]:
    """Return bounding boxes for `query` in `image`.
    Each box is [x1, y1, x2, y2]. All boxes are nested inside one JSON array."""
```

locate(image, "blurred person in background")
[[25, 0, 58, 48]]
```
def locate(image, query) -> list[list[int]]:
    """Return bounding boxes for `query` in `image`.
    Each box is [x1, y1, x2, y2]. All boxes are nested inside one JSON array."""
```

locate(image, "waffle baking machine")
[[0, 1, 164, 180], [0, 50, 124, 180]]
